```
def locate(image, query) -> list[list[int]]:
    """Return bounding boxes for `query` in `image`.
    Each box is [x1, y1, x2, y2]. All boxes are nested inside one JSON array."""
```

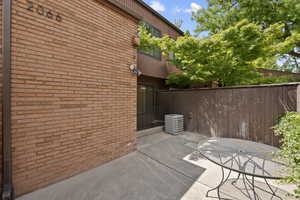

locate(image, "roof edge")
[[135, 0, 184, 35], [106, 0, 143, 21]]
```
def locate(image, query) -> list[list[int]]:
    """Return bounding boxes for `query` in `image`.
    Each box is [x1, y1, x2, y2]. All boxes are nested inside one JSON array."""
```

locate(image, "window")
[[139, 21, 162, 60]]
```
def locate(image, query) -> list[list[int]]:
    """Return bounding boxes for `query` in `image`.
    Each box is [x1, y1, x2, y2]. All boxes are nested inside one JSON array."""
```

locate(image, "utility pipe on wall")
[[2, 0, 14, 199]]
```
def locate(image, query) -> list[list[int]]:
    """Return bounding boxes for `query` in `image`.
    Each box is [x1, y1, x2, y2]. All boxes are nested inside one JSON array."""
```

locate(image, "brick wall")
[[10, 0, 138, 196], [117, 0, 181, 38], [117, 0, 182, 79]]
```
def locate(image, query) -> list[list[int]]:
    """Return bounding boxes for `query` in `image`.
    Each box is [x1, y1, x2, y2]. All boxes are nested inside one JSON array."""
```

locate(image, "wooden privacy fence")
[[158, 83, 300, 147]]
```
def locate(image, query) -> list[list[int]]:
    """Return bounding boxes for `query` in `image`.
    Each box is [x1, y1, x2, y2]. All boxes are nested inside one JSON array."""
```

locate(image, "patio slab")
[[17, 132, 295, 200], [183, 144, 296, 200], [138, 133, 207, 180], [17, 132, 206, 200]]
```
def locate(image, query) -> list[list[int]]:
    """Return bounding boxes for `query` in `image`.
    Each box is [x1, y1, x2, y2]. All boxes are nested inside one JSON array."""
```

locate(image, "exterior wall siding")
[[10, 0, 138, 196], [138, 75, 167, 90], [117, 0, 182, 79]]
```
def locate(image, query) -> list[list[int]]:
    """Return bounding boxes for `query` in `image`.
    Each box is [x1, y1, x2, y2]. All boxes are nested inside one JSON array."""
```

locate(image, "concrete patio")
[[17, 131, 295, 200]]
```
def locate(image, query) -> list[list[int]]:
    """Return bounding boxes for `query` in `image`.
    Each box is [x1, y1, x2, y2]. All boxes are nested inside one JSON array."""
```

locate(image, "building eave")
[[106, 0, 184, 35], [135, 0, 184, 35], [106, 0, 143, 20]]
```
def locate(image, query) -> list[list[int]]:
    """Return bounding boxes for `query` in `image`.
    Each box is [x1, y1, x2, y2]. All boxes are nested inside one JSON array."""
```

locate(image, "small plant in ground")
[[274, 112, 300, 198]]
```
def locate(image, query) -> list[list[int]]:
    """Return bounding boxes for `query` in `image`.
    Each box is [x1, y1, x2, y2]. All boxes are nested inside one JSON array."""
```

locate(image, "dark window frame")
[[139, 21, 162, 61], [137, 83, 159, 115]]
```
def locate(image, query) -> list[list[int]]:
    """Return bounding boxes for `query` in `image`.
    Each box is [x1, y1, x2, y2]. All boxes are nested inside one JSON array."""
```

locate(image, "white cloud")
[[174, 6, 182, 13], [150, 1, 165, 12], [185, 2, 202, 13], [174, 2, 202, 13]]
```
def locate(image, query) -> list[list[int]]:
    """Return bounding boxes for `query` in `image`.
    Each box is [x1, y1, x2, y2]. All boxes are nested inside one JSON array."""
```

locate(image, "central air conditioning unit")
[[164, 114, 184, 135]]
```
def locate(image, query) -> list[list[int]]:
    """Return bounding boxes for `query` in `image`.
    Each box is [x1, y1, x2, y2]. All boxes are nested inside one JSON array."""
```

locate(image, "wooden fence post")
[[297, 85, 300, 113]]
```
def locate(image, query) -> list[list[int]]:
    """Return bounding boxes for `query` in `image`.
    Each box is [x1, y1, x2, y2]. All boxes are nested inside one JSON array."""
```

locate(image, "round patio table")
[[196, 137, 289, 200]]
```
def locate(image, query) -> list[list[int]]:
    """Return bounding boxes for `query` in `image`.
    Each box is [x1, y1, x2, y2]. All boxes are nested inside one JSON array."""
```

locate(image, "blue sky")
[[143, 0, 208, 33]]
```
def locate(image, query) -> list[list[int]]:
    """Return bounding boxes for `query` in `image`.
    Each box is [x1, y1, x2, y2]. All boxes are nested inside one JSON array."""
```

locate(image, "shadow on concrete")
[[18, 132, 207, 200]]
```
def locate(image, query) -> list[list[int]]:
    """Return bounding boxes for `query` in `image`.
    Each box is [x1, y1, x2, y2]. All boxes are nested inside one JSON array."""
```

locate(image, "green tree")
[[279, 55, 300, 73], [192, 0, 300, 70], [274, 112, 300, 198], [139, 20, 295, 87]]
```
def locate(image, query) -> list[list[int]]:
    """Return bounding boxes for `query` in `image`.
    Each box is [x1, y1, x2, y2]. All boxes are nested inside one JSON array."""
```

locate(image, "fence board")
[[158, 84, 299, 146]]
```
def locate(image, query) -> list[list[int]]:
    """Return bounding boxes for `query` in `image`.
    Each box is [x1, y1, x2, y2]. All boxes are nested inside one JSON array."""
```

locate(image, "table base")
[[206, 166, 284, 200]]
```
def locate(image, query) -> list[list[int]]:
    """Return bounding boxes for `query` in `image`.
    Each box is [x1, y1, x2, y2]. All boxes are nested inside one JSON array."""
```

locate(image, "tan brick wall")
[[117, 0, 182, 38], [10, 0, 138, 196], [117, 0, 183, 78]]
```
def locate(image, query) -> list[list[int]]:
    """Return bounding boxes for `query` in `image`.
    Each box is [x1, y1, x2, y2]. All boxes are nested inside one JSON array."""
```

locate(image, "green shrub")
[[165, 73, 192, 89], [165, 73, 207, 89], [274, 112, 300, 198]]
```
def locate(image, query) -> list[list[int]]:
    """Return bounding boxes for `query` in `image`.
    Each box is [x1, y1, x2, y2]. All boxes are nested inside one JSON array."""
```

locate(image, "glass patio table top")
[[197, 137, 288, 179]]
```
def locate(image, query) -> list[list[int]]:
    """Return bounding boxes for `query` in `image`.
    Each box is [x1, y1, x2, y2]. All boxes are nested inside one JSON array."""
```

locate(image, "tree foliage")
[[139, 20, 296, 87], [165, 73, 194, 89], [274, 112, 300, 198], [246, 75, 300, 85], [192, 0, 300, 70], [279, 55, 300, 73]]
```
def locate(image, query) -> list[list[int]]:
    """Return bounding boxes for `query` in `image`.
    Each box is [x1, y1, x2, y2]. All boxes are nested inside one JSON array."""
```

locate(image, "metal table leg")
[[244, 175, 283, 200], [206, 166, 232, 200], [231, 173, 241, 185], [208, 170, 284, 200]]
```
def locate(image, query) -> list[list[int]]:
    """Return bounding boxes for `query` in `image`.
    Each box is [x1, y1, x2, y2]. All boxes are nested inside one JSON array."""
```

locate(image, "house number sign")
[[26, 0, 63, 22]]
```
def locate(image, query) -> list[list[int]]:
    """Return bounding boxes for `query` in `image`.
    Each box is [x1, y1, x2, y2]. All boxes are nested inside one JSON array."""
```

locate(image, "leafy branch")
[[274, 112, 300, 198]]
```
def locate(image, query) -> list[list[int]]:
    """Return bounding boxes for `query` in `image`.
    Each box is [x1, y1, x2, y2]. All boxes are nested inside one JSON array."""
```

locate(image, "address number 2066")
[[26, 0, 63, 22]]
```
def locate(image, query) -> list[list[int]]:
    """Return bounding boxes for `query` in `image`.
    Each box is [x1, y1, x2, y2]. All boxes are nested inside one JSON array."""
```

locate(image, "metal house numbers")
[[26, 0, 63, 22]]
